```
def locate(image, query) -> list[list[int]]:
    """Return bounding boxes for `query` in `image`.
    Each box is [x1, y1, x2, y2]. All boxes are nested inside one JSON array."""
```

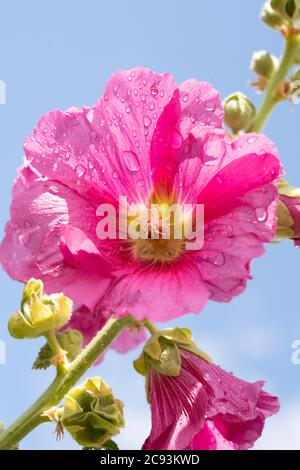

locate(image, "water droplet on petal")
[[255, 207, 268, 222], [151, 84, 158, 97], [143, 116, 152, 128], [213, 253, 225, 266], [182, 94, 189, 103], [205, 103, 216, 112], [75, 165, 86, 177], [122, 151, 140, 172], [247, 136, 257, 144], [125, 106, 131, 114], [112, 171, 119, 179]]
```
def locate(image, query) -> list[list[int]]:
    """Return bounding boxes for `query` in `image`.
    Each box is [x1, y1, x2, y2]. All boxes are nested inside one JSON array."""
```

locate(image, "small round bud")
[[251, 50, 278, 79], [261, 0, 289, 28], [61, 377, 124, 448], [8, 278, 72, 339], [271, 0, 300, 21], [223, 93, 256, 134]]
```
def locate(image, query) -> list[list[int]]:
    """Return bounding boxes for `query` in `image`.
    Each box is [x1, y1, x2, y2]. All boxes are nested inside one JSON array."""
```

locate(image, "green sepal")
[[33, 328, 83, 369], [134, 327, 212, 380]]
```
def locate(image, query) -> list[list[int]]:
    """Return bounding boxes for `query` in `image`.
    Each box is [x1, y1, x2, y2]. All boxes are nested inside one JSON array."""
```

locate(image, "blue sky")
[[0, 0, 299, 449]]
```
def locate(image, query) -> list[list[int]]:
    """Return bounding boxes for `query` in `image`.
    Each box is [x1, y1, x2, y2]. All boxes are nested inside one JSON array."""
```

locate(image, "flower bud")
[[261, 0, 289, 28], [134, 327, 212, 379], [271, 0, 300, 21], [8, 278, 72, 339], [251, 51, 278, 79], [223, 93, 256, 134], [61, 377, 124, 447]]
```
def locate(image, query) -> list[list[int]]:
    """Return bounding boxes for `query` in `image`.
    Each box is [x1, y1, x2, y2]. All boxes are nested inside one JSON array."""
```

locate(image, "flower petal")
[[102, 264, 210, 322], [143, 367, 208, 450]]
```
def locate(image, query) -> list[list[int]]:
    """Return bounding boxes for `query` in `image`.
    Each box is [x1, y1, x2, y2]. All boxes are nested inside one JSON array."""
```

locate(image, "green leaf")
[[32, 342, 53, 369]]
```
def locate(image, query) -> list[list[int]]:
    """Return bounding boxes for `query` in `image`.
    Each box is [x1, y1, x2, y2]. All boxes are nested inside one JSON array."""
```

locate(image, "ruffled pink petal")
[[174, 132, 281, 215], [190, 420, 236, 450], [143, 367, 208, 450], [5, 170, 99, 277], [280, 194, 300, 243], [0, 221, 113, 310], [102, 264, 210, 322], [181, 350, 279, 450], [23, 106, 148, 204], [97, 67, 177, 199], [0, 222, 41, 281], [150, 80, 223, 193], [45, 226, 114, 309], [178, 79, 223, 138], [193, 184, 278, 302]]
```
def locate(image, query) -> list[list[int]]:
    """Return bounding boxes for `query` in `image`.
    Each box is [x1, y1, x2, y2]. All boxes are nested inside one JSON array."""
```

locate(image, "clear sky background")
[[0, 0, 299, 450]]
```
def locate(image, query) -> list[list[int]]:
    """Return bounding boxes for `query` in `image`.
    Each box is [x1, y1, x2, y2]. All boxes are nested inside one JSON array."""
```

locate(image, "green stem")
[[143, 319, 159, 335], [0, 315, 133, 450], [44, 330, 69, 374], [249, 34, 300, 133]]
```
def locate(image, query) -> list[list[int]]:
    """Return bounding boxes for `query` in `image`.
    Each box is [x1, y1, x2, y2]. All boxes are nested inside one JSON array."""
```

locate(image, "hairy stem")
[[249, 34, 300, 133], [0, 315, 133, 450]]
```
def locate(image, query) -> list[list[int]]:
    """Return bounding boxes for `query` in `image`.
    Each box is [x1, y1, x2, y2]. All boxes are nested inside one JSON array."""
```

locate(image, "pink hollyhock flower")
[[143, 348, 279, 450], [0, 68, 282, 324]]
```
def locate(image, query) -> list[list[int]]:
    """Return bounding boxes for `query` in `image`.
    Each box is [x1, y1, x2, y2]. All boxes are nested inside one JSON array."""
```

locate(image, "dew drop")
[[75, 165, 86, 177], [255, 207, 268, 222], [112, 171, 119, 179], [182, 94, 189, 103], [125, 106, 131, 114], [143, 116, 152, 128], [205, 103, 216, 112], [247, 136, 257, 144], [122, 151, 140, 172]]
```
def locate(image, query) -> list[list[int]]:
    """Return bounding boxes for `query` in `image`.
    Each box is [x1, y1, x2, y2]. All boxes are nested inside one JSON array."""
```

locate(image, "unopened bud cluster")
[[8, 279, 72, 339]]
